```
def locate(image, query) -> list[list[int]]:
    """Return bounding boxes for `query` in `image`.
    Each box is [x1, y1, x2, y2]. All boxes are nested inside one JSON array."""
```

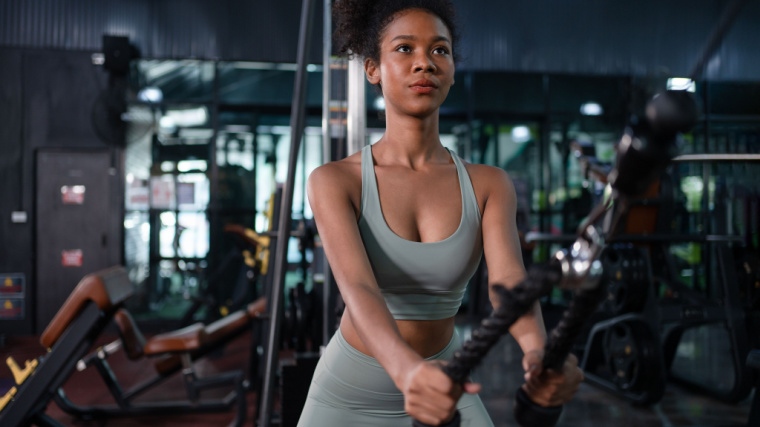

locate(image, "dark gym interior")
[[1, 0, 759, 426]]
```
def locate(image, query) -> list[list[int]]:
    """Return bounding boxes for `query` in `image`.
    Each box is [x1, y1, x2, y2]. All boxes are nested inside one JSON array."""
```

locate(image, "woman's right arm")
[[307, 164, 460, 425], [307, 164, 419, 381]]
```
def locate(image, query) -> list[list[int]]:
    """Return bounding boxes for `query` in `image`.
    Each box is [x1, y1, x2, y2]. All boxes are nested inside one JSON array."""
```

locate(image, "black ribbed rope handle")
[[512, 279, 607, 426], [412, 262, 563, 427]]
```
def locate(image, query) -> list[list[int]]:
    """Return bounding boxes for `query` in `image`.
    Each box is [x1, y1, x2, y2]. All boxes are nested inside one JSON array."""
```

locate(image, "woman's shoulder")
[[307, 151, 363, 196], [463, 162, 515, 192]]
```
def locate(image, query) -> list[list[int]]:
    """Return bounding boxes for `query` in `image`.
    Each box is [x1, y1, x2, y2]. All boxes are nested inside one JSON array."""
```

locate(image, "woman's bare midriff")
[[340, 312, 456, 359]]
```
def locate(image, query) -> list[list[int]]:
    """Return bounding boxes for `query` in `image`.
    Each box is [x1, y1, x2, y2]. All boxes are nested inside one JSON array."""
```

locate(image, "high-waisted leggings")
[[297, 329, 494, 426]]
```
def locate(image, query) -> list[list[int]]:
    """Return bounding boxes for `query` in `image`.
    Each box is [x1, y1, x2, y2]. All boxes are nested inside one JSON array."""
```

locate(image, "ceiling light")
[[137, 87, 163, 103], [667, 78, 696, 93], [511, 126, 531, 143], [165, 107, 208, 127], [374, 96, 386, 111], [580, 102, 603, 116]]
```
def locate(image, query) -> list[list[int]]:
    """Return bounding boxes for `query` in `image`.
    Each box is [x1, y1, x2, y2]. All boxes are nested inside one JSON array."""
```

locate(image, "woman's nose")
[[413, 53, 436, 73]]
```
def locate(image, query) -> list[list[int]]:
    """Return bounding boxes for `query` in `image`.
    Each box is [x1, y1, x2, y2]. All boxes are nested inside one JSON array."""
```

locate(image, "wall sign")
[[0, 298, 24, 319], [61, 185, 86, 204], [0, 274, 25, 296], [126, 179, 150, 210], [150, 177, 175, 209], [61, 249, 83, 267]]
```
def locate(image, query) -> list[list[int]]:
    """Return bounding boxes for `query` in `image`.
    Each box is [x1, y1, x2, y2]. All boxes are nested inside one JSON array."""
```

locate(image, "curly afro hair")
[[333, 0, 460, 64]]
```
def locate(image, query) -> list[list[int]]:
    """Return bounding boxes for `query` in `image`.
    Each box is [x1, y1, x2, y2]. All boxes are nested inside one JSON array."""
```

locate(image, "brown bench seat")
[[144, 323, 208, 355], [41, 266, 133, 350], [109, 296, 267, 376]]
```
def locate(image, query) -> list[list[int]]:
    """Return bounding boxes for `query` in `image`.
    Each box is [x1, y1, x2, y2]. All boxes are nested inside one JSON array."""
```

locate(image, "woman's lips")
[[410, 85, 436, 94], [410, 79, 437, 94]]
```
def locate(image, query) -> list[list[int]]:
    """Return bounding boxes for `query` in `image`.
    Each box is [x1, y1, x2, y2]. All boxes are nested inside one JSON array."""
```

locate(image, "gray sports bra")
[[357, 144, 483, 320]]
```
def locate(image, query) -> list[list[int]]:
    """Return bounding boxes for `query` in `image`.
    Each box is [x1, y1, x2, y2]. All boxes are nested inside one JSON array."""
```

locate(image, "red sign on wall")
[[1, 275, 24, 295], [0, 298, 24, 319], [61, 185, 86, 205], [61, 250, 83, 267]]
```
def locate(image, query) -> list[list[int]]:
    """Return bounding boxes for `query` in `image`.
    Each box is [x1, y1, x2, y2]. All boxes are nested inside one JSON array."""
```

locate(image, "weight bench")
[[0, 266, 134, 427], [53, 296, 267, 426]]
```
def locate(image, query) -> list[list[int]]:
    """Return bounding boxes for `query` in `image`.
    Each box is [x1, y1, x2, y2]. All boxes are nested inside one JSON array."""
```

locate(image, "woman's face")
[[365, 8, 455, 119]]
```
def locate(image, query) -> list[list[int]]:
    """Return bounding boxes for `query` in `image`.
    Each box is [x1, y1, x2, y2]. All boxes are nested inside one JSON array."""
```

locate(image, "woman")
[[299, 1, 583, 425]]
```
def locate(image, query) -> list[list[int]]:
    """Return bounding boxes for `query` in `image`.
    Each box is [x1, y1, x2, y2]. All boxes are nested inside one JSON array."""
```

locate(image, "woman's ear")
[[364, 58, 381, 85]]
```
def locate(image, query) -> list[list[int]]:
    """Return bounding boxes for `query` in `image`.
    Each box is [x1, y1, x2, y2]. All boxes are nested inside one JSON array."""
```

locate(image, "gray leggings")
[[297, 329, 494, 427]]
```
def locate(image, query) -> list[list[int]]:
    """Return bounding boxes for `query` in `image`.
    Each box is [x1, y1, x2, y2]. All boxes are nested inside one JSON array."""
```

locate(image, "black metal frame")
[[0, 303, 108, 427], [50, 311, 259, 426], [660, 242, 754, 403], [53, 367, 246, 425], [0, 268, 251, 427]]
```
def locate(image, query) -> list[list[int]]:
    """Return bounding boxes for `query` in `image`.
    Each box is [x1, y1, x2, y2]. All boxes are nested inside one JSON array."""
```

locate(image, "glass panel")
[[125, 80, 213, 320], [255, 133, 277, 232], [177, 212, 210, 258], [130, 60, 215, 103], [217, 128, 257, 211], [217, 61, 324, 107]]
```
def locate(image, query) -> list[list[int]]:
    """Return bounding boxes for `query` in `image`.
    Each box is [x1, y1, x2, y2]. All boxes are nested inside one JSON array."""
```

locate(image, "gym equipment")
[[578, 238, 669, 405], [736, 251, 760, 309], [178, 223, 268, 326], [53, 297, 265, 425], [601, 244, 651, 315], [257, 0, 316, 424], [0, 267, 133, 426], [582, 315, 667, 405], [0, 266, 261, 426], [413, 90, 698, 427], [658, 240, 755, 403], [655, 159, 759, 404]]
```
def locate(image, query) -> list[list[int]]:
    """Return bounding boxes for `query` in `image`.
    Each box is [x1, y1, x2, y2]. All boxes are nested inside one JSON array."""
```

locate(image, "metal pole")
[[688, 0, 750, 81], [347, 57, 366, 155], [257, 0, 315, 424], [322, 0, 332, 166], [321, 0, 337, 347]]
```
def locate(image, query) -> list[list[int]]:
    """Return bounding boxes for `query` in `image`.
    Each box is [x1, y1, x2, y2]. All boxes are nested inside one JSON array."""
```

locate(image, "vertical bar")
[[322, 0, 332, 166], [702, 82, 711, 292], [540, 74, 551, 260], [210, 61, 220, 286], [347, 57, 366, 155], [258, 0, 315, 424], [688, 0, 751, 81], [463, 71, 475, 162], [252, 112, 259, 229], [321, 0, 337, 347]]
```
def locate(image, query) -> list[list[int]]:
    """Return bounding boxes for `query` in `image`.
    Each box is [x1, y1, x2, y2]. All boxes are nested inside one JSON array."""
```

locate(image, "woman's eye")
[[396, 45, 411, 53]]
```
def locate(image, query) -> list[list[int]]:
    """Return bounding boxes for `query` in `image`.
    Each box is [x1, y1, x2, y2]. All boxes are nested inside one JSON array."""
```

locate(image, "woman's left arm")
[[477, 166, 583, 407]]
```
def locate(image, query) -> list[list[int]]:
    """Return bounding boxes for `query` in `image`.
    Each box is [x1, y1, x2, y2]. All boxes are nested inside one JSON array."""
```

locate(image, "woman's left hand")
[[520, 349, 584, 407]]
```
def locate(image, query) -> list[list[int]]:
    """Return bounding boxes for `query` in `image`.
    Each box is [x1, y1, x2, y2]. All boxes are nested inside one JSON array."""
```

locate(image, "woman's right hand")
[[401, 361, 481, 425]]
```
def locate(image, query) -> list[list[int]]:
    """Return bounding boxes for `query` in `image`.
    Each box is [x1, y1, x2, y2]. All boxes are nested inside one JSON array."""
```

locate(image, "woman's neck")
[[376, 109, 447, 169]]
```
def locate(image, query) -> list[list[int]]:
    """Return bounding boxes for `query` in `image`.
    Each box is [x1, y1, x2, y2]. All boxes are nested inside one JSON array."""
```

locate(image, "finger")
[[421, 364, 456, 395], [548, 388, 577, 406], [522, 352, 544, 374], [524, 371, 562, 390], [539, 369, 568, 385], [427, 374, 457, 396], [523, 361, 544, 383], [565, 353, 580, 369], [406, 394, 457, 425], [463, 381, 482, 394]]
